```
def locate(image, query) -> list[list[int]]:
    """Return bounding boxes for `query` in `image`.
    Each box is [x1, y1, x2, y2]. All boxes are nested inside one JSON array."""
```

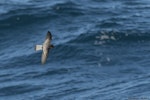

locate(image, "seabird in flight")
[[35, 31, 54, 64]]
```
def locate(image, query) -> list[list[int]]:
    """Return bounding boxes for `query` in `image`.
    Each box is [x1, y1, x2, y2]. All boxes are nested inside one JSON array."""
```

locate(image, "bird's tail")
[[35, 45, 43, 51]]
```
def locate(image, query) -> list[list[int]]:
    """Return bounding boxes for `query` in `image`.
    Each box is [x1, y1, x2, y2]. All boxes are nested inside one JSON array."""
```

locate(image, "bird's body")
[[35, 31, 54, 64]]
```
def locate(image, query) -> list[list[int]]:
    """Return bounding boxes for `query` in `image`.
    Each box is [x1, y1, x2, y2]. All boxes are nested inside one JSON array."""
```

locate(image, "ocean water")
[[0, 0, 150, 100]]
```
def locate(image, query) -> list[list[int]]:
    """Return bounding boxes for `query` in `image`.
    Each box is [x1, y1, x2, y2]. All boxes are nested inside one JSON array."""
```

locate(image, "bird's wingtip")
[[47, 31, 51, 34], [46, 31, 52, 39]]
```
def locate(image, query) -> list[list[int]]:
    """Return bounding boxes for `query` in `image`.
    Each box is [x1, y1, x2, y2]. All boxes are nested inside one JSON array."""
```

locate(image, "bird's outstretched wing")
[[41, 31, 52, 64], [41, 48, 49, 64]]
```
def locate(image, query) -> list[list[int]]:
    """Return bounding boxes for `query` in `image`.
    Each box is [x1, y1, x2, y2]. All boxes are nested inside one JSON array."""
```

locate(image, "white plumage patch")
[[35, 45, 43, 51]]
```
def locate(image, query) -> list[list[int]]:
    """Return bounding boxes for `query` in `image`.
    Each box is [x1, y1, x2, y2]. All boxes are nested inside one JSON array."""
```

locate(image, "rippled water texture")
[[0, 0, 150, 100]]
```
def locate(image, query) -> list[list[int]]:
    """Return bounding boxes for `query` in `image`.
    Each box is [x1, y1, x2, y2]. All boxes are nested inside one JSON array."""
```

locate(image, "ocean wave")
[[0, 84, 43, 96], [0, 1, 84, 20], [51, 1, 85, 16], [1, 0, 150, 99], [69, 30, 150, 45], [2, 29, 150, 68], [0, 0, 31, 5]]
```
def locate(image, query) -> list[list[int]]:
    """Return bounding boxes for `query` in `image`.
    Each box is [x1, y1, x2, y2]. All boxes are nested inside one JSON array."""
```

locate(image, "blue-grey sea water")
[[0, 0, 150, 100]]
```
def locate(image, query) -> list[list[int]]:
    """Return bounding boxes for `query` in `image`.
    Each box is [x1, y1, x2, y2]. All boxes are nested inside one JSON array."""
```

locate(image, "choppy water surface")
[[0, 0, 150, 100]]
